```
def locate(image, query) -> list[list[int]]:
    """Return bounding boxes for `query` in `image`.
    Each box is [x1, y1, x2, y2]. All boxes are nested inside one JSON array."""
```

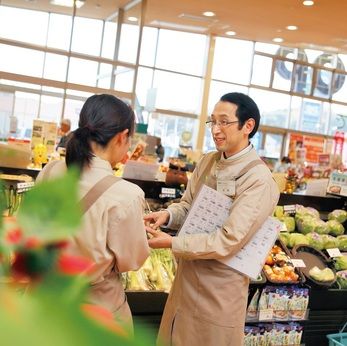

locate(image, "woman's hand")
[[145, 226, 172, 249], [143, 210, 170, 229]]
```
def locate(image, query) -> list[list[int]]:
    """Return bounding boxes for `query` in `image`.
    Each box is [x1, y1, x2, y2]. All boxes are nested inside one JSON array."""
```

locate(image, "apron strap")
[[235, 159, 265, 180]]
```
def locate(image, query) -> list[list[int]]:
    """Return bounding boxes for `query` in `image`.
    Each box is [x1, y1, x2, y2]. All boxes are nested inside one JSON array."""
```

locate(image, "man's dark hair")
[[220, 92, 260, 138]]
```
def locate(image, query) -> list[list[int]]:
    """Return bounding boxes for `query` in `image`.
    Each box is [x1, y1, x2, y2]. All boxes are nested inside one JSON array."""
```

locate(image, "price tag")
[[259, 308, 274, 321], [160, 187, 176, 198], [326, 248, 342, 258], [283, 204, 296, 215], [290, 259, 306, 268]]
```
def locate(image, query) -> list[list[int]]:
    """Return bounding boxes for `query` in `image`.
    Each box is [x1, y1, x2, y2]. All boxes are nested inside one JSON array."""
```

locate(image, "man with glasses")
[[144, 92, 279, 346]]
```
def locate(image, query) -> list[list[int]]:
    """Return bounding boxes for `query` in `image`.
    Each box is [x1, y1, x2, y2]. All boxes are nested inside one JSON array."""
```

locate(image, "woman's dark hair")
[[220, 92, 260, 138], [66, 94, 135, 171]]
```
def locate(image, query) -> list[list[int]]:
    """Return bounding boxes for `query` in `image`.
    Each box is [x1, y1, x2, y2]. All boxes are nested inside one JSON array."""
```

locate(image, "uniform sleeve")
[[106, 192, 150, 273], [172, 175, 279, 260]]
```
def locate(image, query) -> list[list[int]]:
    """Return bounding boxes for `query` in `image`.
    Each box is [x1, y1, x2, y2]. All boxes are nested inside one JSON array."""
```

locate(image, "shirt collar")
[[90, 155, 113, 172], [223, 143, 253, 160]]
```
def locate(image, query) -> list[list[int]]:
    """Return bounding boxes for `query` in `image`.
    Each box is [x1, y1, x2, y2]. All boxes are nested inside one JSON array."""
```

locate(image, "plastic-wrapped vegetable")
[[334, 256, 347, 271], [274, 205, 284, 218], [314, 219, 328, 235], [287, 233, 309, 248], [306, 232, 324, 250], [338, 235, 347, 251], [279, 232, 291, 247], [309, 266, 335, 282], [336, 270, 347, 288], [282, 216, 296, 233], [328, 209, 347, 223], [305, 207, 320, 219], [321, 234, 339, 249], [297, 216, 316, 235], [326, 220, 345, 237]]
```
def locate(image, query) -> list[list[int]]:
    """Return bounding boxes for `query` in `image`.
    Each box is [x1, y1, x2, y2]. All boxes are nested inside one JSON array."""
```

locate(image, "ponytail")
[[65, 127, 93, 172]]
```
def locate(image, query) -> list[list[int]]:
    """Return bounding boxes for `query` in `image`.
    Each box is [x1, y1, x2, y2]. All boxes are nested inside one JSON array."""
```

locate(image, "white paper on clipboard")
[[178, 184, 281, 280]]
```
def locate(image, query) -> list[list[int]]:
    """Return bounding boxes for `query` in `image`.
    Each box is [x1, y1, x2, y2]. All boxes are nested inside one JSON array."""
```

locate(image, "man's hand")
[[145, 226, 173, 249], [143, 210, 170, 229]]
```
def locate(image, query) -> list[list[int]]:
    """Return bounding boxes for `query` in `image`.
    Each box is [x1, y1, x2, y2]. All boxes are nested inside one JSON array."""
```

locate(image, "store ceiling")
[[4, 0, 347, 54]]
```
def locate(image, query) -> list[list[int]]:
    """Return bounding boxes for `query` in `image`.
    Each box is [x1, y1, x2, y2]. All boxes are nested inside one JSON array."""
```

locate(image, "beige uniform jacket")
[[158, 147, 279, 346], [37, 157, 150, 324]]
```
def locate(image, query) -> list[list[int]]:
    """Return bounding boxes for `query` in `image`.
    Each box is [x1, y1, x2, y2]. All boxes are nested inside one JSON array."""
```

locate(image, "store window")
[[67, 58, 98, 87], [332, 72, 347, 103], [118, 24, 140, 64], [39, 95, 63, 124], [147, 113, 197, 159], [313, 68, 332, 99], [254, 42, 280, 55], [136, 67, 154, 107], [249, 88, 290, 128], [47, 13, 72, 51], [293, 64, 313, 95], [71, 17, 103, 56], [101, 21, 118, 59], [263, 133, 282, 159], [213, 37, 253, 85], [97, 63, 113, 89], [139, 27, 159, 67], [0, 6, 48, 46], [273, 59, 293, 91], [329, 103, 347, 136], [114, 66, 135, 93], [251, 55, 272, 87], [153, 70, 202, 114], [289, 96, 302, 131], [0, 44, 44, 78], [0, 92, 14, 139], [43, 53, 68, 82], [63, 98, 84, 131], [300, 99, 323, 134], [155, 29, 207, 76]]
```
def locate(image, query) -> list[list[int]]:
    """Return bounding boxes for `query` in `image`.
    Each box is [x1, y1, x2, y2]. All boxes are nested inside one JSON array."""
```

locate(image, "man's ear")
[[243, 118, 255, 136]]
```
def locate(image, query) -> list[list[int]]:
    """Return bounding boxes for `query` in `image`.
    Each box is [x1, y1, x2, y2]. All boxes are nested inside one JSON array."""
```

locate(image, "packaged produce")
[[281, 216, 296, 233], [334, 256, 347, 271], [326, 219, 345, 236], [287, 233, 309, 248], [337, 235, 347, 251], [296, 215, 315, 234], [321, 234, 339, 249], [328, 209, 347, 223], [314, 219, 328, 235], [247, 289, 260, 319], [308, 266, 335, 282], [306, 232, 324, 250], [336, 270, 347, 289]]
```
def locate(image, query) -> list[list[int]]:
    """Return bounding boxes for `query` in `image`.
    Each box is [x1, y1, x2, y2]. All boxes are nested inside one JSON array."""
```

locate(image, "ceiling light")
[[303, 0, 314, 6], [203, 11, 215, 17], [128, 16, 138, 22], [50, 0, 85, 8], [225, 31, 236, 36], [286, 25, 298, 31], [273, 37, 284, 43]]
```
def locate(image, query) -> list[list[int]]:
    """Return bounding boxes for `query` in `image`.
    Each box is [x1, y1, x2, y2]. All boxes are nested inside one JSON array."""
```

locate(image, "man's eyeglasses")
[[205, 119, 239, 129]]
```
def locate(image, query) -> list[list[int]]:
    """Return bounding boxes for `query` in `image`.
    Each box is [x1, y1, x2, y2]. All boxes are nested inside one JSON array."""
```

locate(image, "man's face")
[[210, 101, 253, 158]]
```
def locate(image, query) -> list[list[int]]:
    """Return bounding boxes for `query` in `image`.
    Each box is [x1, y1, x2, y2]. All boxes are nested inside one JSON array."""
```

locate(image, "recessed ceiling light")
[[303, 0, 314, 6], [203, 11, 215, 17], [128, 16, 138, 22], [286, 25, 298, 31], [273, 37, 284, 43], [50, 0, 85, 8], [225, 31, 236, 36]]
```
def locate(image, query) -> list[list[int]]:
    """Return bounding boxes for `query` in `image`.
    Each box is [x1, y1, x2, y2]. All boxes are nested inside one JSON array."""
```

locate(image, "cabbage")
[[314, 219, 329, 235], [288, 233, 309, 248], [297, 216, 316, 234], [334, 256, 347, 271], [328, 209, 347, 223], [305, 207, 320, 219], [326, 220, 345, 237], [321, 234, 339, 249], [336, 270, 347, 288], [306, 232, 324, 250], [309, 266, 335, 282], [281, 216, 296, 233], [274, 206, 284, 218], [337, 235, 347, 251], [279, 232, 291, 247]]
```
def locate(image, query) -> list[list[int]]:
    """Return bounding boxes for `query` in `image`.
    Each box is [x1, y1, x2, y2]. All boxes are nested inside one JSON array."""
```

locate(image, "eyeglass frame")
[[205, 119, 240, 129]]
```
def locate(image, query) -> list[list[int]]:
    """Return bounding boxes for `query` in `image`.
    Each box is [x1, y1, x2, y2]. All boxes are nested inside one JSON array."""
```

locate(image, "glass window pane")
[[39, 95, 63, 124], [332, 72, 347, 102], [136, 67, 154, 106], [251, 55, 272, 87], [254, 42, 280, 55], [300, 99, 323, 133], [304, 49, 326, 65], [213, 37, 253, 84], [208, 81, 248, 114], [0, 91, 14, 139], [153, 71, 202, 113], [47, 13, 72, 51], [71, 17, 103, 56], [264, 133, 282, 159], [43, 53, 68, 82], [140, 27, 158, 67], [101, 21, 118, 59], [97, 63, 112, 89], [0, 79, 41, 90], [273, 60, 293, 91], [64, 98, 84, 131], [249, 88, 290, 128], [114, 66, 134, 93], [289, 96, 302, 130], [68, 58, 98, 86], [118, 23, 140, 64], [251, 131, 263, 152], [147, 112, 198, 158], [0, 44, 44, 78], [293, 64, 313, 95], [314, 68, 332, 98], [0, 6, 48, 45], [155, 29, 207, 76], [329, 104, 347, 136]]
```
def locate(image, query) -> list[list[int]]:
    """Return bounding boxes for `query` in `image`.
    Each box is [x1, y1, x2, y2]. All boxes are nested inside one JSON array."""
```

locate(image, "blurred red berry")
[[24, 237, 42, 249], [5, 228, 23, 245]]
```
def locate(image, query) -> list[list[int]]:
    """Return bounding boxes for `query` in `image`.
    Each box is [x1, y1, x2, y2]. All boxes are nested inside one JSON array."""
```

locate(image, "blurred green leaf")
[[17, 169, 82, 242], [0, 180, 6, 230]]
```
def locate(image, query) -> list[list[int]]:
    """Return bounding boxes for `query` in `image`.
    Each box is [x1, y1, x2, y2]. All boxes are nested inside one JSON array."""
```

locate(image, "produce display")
[[123, 249, 176, 292]]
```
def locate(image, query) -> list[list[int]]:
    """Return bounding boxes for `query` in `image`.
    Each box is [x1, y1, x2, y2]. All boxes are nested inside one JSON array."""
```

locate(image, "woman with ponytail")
[[37, 94, 149, 330]]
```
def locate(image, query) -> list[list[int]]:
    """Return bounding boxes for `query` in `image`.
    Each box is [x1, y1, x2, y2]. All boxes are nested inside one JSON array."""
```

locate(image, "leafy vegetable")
[[309, 266, 335, 282], [328, 209, 347, 224], [326, 220, 345, 237]]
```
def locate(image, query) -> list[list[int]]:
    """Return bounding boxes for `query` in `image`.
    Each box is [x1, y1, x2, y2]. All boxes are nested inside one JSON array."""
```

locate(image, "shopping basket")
[[327, 322, 347, 346]]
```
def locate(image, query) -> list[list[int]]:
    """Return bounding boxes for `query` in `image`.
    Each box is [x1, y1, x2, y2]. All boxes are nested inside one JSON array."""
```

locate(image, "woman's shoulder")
[[36, 160, 66, 183], [108, 177, 145, 199]]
